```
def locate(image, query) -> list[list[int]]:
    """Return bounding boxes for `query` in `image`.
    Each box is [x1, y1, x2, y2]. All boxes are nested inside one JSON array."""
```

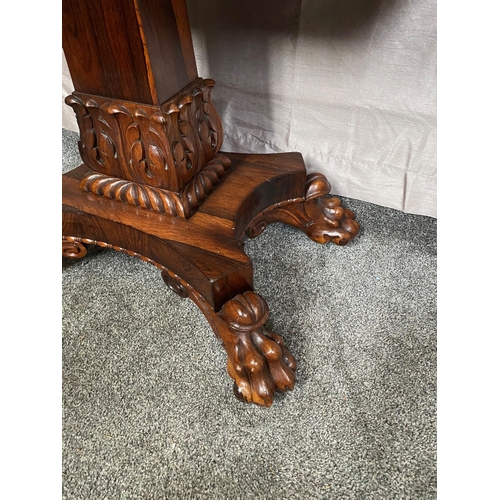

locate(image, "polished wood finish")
[[246, 173, 359, 245], [63, 1, 226, 219], [62, 0, 359, 406], [213, 291, 297, 407], [65, 76, 227, 218], [63, 0, 197, 104], [63, 155, 358, 406], [63, 152, 307, 312]]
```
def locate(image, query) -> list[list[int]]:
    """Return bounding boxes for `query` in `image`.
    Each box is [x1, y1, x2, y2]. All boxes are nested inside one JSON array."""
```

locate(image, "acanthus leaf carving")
[[66, 78, 225, 199]]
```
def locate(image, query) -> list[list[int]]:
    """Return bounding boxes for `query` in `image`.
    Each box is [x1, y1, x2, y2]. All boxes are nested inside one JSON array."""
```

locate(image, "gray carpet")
[[62, 128, 437, 500]]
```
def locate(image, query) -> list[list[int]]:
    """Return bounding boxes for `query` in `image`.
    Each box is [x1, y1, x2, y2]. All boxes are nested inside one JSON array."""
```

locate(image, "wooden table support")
[[62, 0, 359, 407]]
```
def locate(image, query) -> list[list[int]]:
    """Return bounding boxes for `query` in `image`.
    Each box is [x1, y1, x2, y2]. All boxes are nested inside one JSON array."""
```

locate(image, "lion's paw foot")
[[217, 291, 296, 407]]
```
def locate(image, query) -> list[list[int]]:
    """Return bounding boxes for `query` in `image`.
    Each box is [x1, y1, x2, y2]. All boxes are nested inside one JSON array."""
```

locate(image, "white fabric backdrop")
[[62, 0, 436, 218]]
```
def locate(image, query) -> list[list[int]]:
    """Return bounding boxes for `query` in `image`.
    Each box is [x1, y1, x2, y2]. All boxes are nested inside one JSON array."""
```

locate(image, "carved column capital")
[[66, 78, 229, 218]]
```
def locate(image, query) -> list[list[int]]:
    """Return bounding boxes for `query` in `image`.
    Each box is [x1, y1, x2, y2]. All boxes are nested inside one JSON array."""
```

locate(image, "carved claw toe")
[[216, 291, 296, 407]]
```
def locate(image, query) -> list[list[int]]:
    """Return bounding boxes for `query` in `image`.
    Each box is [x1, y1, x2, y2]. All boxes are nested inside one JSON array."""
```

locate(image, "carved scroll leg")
[[63, 236, 107, 260], [246, 173, 360, 246], [162, 271, 296, 407], [62, 236, 90, 259]]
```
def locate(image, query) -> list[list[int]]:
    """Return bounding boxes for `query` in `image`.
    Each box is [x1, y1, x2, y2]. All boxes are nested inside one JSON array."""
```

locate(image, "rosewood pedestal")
[[62, 0, 359, 407]]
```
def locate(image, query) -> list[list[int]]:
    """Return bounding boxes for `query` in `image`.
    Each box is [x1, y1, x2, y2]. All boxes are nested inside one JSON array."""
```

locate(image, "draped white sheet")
[[62, 0, 436, 217]]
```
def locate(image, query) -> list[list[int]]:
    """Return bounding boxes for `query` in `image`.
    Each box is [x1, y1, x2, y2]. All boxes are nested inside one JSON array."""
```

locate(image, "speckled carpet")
[[62, 128, 437, 500]]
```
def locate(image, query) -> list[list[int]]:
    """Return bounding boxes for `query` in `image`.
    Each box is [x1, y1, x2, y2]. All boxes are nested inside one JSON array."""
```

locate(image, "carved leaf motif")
[[151, 111, 167, 125], [203, 102, 219, 143], [65, 95, 86, 121], [147, 143, 166, 177], [82, 129, 97, 156], [172, 140, 185, 170], [97, 132, 117, 164], [130, 140, 145, 172], [181, 134, 195, 171], [204, 106, 217, 130], [134, 108, 149, 120], [178, 120, 196, 171], [82, 128, 105, 172], [67, 78, 223, 192], [148, 127, 169, 172], [178, 120, 193, 137], [81, 112, 93, 131], [182, 135, 195, 155], [199, 120, 210, 147], [97, 115, 111, 129], [102, 103, 132, 117], [126, 123, 141, 144], [219, 292, 269, 331]]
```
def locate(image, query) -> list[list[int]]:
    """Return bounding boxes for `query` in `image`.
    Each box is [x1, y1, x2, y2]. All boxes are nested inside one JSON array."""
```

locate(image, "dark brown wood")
[[246, 173, 359, 245], [62, 0, 360, 407], [63, 154, 358, 406], [64, 0, 226, 219], [63, 0, 197, 104], [65, 76, 227, 218], [63, 153, 306, 311], [215, 291, 297, 407]]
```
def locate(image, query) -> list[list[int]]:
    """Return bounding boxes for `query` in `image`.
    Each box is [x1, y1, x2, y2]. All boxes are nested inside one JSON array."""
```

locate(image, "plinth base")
[[62, 152, 359, 407]]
